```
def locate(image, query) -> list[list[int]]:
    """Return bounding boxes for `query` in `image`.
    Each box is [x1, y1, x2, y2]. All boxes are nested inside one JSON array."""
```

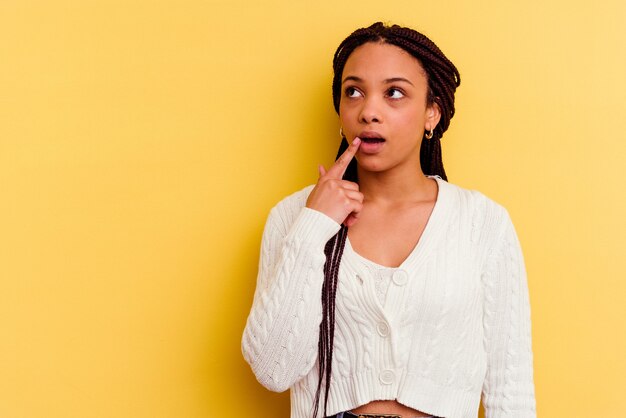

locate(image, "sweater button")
[[379, 369, 395, 385], [392, 270, 408, 286], [376, 321, 389, 337]]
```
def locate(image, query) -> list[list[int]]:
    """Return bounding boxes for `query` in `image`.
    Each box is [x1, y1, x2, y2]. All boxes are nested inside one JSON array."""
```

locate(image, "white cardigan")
[[242, 176, 536, 418]]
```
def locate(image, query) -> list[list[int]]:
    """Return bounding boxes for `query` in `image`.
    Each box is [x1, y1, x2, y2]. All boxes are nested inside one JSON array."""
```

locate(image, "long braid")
[[312, 224, 348, 418], [313, 22, 460, 417]]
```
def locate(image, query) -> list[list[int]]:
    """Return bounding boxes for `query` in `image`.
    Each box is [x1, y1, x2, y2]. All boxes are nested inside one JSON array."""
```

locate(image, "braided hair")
[[312, 22, 461, 417]]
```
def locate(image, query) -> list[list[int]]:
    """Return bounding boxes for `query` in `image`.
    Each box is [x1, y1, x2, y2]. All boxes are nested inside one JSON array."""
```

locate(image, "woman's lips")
[[358, 136, 385, 154]]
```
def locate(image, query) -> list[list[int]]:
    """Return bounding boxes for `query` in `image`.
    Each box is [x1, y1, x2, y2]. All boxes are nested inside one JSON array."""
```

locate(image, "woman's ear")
[[425, 101, 442, 132]]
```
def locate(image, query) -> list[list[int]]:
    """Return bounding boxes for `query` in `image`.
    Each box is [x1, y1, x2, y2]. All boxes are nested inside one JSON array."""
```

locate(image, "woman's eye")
[[387, 88, 404, 99], [345, 87, 362, 98]]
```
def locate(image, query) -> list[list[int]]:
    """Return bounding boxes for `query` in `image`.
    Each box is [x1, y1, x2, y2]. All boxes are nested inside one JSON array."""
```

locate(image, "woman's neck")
[[357, 165, 436, 205]]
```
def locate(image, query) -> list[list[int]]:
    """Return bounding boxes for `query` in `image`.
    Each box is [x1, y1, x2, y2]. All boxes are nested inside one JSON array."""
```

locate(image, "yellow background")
[[1, 0, 625, 417]]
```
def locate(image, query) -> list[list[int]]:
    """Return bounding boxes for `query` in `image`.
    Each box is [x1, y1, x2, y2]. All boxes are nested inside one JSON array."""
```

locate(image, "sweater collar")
[[342, 175, 455, 273]]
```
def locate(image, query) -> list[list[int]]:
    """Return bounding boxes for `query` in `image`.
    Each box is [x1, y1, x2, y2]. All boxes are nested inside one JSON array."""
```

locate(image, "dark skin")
[[307, 42, 441, 416]]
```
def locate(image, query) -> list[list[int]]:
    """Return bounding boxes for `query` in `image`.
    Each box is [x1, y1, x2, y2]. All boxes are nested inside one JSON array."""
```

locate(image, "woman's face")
[[339, 42, 440, 174]]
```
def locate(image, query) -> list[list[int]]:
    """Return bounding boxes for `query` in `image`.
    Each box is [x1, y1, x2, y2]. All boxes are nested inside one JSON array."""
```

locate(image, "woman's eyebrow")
[[384, 77, 414, 86], [341, 75, 414, 86], [342, 75, 362, 84]]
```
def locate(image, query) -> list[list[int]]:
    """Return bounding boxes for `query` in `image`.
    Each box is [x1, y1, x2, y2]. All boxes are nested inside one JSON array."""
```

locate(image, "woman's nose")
[[359, 97, 382, 124]]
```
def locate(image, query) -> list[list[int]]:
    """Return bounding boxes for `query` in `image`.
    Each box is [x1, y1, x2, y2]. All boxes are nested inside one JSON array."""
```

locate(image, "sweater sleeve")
[[241, 203, 341, 392], [481, 210, 536, 417]]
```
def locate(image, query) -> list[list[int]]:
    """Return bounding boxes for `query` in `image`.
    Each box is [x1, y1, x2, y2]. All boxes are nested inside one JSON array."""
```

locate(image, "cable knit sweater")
[[241, 175, 536, 418]]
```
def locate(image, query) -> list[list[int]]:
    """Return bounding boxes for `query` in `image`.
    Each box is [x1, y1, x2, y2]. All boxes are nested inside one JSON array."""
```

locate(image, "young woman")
[[242, 22, 536, 418]]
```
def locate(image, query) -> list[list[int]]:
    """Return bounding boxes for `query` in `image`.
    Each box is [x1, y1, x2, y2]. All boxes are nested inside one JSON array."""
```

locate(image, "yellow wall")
[[1, 1, 625, 417]]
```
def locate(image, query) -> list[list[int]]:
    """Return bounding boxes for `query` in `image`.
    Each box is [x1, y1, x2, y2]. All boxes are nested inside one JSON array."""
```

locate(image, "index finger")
[[325, 137, 361, 179]]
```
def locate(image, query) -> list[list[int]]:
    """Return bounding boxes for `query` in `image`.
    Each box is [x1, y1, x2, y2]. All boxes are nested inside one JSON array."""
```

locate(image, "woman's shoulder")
[[265, 184, 316, 226], [272, 184, 315, 211], [443, 178, 515, 237], [448, 179, 508, 211]]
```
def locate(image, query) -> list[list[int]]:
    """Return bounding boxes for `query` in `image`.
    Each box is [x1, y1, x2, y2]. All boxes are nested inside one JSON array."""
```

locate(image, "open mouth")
[[360, 137, 385, 144]]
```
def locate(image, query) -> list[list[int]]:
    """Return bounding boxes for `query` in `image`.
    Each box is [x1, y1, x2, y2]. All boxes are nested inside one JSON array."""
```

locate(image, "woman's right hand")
[[305, 137, 363, 227]]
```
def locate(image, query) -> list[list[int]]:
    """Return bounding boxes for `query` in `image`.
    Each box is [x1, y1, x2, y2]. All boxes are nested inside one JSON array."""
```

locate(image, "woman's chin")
[[356, 158, 388, 174]]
